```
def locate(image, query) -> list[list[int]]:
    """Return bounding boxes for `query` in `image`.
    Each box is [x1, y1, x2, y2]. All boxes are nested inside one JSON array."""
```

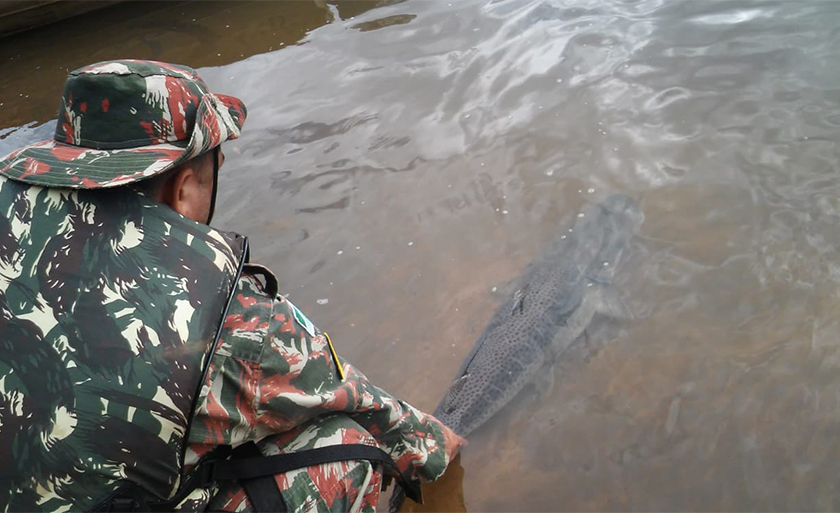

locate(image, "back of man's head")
[[0, 59, 247, 223]]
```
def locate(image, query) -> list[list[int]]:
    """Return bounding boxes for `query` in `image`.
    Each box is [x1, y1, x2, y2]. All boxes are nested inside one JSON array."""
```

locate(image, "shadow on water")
[[4, 0, 840, 511]]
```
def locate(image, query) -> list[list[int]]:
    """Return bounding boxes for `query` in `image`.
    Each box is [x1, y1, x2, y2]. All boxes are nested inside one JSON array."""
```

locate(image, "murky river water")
[[3, 0, 840, 510]]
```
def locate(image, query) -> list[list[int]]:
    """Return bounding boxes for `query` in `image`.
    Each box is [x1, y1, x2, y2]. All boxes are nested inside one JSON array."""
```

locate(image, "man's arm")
[[186, 271, 463, 484]]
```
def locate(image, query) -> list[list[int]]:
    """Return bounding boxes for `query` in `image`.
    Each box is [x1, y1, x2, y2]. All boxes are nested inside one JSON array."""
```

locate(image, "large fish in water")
[[433, 194, 643, 436]]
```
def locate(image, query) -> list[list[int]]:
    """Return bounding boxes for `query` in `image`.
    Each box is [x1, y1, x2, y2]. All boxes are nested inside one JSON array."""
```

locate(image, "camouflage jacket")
[[0, 175, 247, 512], [176, 267, 463, 512], [0, 174, 462, 512]]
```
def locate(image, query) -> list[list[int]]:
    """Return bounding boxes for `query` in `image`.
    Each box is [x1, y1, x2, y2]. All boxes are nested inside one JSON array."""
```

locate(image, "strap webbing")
[[207, 443, 421, 503], [232, 442, 288, 513], [97, 443, 421, 512], [206, 145, 220, 224]]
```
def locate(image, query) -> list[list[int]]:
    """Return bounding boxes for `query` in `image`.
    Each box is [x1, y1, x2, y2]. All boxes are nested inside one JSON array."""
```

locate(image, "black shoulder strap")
[[230, 442, 288, 513], [197, 442, 422, 511], [95, 442, 421, 512], [207, 442, 422, 505], [95, 442, 422, 512]]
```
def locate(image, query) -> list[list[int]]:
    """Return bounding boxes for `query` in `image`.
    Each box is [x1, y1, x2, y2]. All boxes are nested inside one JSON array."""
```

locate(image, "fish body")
[[433, 194, 643, 436]]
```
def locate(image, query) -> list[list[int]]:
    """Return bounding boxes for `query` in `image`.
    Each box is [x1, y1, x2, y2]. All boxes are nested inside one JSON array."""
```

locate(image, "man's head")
[[135, 145, 225, 224], [0, 59, 246, 224]]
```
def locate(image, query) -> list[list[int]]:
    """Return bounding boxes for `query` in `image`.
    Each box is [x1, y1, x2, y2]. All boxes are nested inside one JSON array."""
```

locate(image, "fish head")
[[432, 373, 476, 436], [433, 374, 467, 428], [584, 194, 643, 283], [599, 194, 644, 232]]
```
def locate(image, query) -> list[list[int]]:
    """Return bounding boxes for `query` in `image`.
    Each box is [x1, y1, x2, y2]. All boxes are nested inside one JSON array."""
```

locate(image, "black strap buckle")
[[198, 458, 219, 487]]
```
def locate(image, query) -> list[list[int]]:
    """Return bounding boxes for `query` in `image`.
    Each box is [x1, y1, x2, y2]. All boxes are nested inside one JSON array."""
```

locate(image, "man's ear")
[[160, 164, 202, 221]]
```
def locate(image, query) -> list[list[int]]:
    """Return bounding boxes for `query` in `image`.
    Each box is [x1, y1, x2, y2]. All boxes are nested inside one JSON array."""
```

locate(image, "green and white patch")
[[286, 299, 316, 337]]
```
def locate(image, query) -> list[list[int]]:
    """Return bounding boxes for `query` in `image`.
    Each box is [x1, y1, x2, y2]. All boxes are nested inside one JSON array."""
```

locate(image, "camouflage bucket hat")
[[0, 59, 247, 188]]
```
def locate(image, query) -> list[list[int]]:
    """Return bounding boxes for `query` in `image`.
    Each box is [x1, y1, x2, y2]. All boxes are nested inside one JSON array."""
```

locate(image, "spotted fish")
[[433, 194, 643, 436]]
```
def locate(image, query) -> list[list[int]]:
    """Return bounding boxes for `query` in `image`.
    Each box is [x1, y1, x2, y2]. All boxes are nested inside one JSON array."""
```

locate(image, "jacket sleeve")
[[187, 271, 463, 484]]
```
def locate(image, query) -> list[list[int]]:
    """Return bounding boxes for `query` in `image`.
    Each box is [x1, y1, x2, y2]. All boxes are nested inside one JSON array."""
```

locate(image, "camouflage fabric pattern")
[[0, 60, 246, 189], [181, 272, 464, 512], [178, 415, 385, 513], [0, 175, 247, 511]]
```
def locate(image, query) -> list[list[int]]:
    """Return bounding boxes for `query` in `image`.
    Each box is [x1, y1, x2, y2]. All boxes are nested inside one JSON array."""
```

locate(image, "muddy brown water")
[[3, 0, 840, 511]]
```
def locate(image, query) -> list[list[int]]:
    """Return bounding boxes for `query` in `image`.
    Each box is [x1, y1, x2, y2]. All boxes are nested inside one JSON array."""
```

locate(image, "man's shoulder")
[[215, 264, 280, 356], [225, 262, 315, 345], [239, 263, 279, 299], [233, 263, 317, 337], [226, 263, 327, 354]]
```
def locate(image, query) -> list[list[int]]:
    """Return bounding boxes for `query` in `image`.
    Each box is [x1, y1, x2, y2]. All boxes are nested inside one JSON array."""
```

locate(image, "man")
[[0, 60, 462, 512]]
